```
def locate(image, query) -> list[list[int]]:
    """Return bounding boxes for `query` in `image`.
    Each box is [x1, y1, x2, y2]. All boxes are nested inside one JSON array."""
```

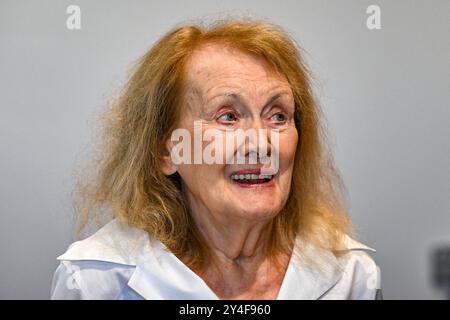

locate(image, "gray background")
[[1, 0, 449, 299]]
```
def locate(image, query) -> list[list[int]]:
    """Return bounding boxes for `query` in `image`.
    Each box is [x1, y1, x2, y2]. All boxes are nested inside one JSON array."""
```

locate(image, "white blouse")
[[50, 219, 382, 300]]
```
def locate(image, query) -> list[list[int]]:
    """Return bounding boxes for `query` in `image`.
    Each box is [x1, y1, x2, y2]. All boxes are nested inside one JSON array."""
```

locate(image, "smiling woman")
[[51, 18, 382, 300]]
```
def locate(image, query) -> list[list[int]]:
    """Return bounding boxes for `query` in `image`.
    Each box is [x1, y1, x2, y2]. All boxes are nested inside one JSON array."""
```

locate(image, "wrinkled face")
[[168, 43, 298, 223]]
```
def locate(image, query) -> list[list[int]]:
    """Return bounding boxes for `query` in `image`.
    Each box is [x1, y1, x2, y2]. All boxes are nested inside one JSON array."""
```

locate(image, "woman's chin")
[[227, 188, 283, 219], [231, 202, 282, 221]]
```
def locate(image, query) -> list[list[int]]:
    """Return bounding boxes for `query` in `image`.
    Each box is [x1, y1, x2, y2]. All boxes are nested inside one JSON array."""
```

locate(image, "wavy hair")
[[74, 18, 353, 272]]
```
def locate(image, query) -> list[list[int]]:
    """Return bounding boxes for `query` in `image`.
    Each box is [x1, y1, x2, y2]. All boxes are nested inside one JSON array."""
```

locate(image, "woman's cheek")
[[200, 129, 229, 166], [279, 129, 298, 168]]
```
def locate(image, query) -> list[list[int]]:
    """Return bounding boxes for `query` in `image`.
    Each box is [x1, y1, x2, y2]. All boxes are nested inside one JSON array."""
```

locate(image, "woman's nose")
[[237, 120, 272, 164]]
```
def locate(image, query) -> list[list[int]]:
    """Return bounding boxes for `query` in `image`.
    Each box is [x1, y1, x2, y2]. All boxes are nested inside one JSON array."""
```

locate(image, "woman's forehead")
[[185, 43, 291, 98]]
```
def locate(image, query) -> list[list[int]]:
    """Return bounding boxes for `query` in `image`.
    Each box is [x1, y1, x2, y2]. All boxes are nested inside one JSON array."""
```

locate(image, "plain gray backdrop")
[[1, 0, 449, 299]]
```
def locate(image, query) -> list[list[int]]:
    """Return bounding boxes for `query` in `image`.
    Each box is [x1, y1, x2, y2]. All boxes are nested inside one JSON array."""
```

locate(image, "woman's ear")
[[160, 139, 177, 175]]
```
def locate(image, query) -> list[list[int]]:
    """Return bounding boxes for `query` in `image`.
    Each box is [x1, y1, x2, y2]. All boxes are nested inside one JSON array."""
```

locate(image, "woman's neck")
[[190, 205, 274, 263], [183, 188, 292, 298]]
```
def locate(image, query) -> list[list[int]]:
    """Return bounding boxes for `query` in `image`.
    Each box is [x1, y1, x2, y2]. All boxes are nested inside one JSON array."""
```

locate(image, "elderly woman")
[[51, 19, 382, 300]]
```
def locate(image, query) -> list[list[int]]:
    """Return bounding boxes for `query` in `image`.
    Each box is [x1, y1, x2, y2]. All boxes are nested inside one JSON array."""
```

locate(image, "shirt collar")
[[57, 219, 375, 299]]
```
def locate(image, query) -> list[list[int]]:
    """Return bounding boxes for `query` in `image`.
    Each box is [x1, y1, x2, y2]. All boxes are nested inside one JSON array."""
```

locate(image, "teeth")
[[230, 174, 274, 181]]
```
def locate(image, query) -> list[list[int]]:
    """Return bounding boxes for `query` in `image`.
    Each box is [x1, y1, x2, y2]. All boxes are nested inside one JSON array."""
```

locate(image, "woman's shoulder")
[[337, 235, 379, 271], [290, 234, 382, 299], [51, 219, 152, 299], [333, 235, 382, 299], [56, 218, 151, 266]]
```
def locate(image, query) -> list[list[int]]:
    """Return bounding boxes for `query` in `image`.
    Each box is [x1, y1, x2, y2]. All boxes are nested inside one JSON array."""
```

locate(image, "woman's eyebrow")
[[260, 93, 293, 114], [207, 91, 292, 111]]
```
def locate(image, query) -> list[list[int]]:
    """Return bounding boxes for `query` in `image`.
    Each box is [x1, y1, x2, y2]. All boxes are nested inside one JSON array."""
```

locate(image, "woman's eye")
[[271, 113, 286, 123], [217, 112, 237, 123]]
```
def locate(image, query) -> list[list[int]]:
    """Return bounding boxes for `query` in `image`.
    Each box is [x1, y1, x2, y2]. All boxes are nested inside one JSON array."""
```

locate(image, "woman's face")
[[168, 44, 298, 223]]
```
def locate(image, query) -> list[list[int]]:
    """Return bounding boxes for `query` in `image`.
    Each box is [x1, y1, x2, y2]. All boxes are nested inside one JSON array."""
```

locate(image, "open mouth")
[[229, 173, 275, 185]]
